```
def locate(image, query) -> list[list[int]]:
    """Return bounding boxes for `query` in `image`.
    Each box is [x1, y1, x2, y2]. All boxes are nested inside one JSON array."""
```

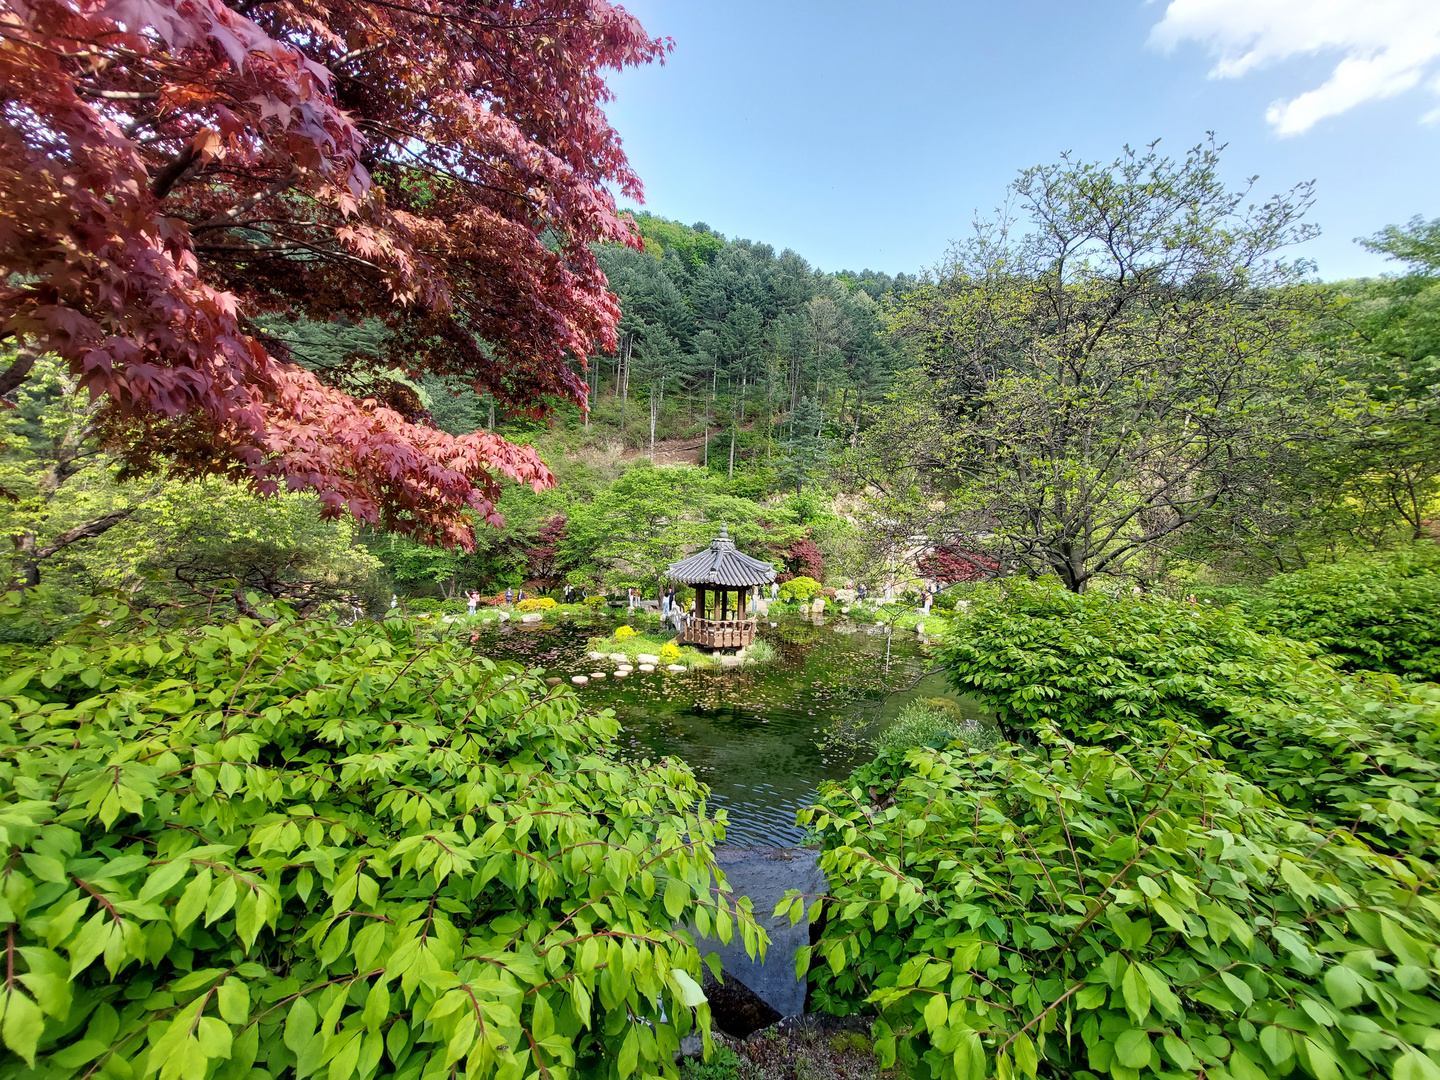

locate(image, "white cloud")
[[1150, 0, 1440, 134]]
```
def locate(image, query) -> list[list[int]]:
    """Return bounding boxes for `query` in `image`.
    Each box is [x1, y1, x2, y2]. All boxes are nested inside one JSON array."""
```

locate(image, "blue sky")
[[602, 0, 1440, 280]]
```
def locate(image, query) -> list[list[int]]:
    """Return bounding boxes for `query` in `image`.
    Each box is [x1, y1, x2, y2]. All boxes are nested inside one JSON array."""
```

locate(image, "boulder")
[[666, 664, 687, 673], [608, 652, 629, 663], [494, 611, 510, 622], [587, 651, 605, 661], [834, 588, 857, 604], [915, 622, 925, 633], [810, 597, 826, 613], [520, 612, 543, 624], [701, 967, 780, 1039], [635, 653, 661, 665], [637, 664, 656, 673], [570, 675, 588, 685]]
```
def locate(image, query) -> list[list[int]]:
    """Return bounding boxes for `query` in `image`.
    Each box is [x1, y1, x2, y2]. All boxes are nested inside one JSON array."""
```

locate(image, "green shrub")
[[778, 576, 822, 602], [743, 639, 778, 664], [790, 734, 1440, 1080], [1255, 545, 1440, 682], [876, 699, 998, 753], [583, 594, 609, 610], [0, 600, 761, 1080], [515, 596, 557, 613], [935, 579, 1440, 859]]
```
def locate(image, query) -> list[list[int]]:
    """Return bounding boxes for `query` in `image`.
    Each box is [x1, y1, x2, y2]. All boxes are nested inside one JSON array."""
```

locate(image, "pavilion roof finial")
[[665, 524, 775, 587]]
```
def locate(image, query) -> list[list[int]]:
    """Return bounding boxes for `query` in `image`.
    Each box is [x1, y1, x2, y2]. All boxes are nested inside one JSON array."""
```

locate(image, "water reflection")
[[470, 614, 969, 846]]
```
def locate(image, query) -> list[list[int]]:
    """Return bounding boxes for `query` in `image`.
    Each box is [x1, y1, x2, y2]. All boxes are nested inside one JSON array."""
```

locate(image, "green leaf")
[[217, 977, 249, 1024], [1121, 962, 1150, 1023], [671, 970, 706, 1009], [1259, 1025, 1293, 1066], [664, 876, 687, 920], [617, 1025, 639, 1079], [1323, 965, 1364, 1009], [1012, 1032, 1038, 1079], [924, 992, 948, 1035], [1162, 1034, 1194, 1071], [1114, 1029, 1152, 1069], [1, 989, 43, 1064]]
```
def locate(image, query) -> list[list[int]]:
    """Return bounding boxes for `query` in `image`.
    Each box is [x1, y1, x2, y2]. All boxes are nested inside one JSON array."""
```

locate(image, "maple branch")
[[33, 509, 139, 562], [150, 143, 200, 200], [0, 344, 41, 402]]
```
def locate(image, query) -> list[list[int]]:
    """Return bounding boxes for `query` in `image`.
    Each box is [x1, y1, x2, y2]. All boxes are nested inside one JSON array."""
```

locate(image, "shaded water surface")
[[471, 614, 969, 846]]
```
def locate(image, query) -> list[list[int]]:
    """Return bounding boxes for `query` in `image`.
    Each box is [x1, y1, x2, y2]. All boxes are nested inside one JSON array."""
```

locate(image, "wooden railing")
[[682, 616, 758, 649]]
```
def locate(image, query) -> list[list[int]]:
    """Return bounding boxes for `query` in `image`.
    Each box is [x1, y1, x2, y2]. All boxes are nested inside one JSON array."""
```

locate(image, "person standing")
[[770, 580, 778, 602], [504, 585, 514, 606], [466, 591, 478, 617]]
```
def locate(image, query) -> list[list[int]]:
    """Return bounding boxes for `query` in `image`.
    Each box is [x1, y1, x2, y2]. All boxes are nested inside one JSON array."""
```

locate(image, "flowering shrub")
[[659, 641, 681, 663], [516, 596, 557, 612], [583, 594, 609, 610], [614, 624, 637, 640]]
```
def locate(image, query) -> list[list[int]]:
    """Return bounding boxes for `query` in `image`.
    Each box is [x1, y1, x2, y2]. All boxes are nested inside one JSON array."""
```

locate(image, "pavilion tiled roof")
[[665, 525, 776, 588]]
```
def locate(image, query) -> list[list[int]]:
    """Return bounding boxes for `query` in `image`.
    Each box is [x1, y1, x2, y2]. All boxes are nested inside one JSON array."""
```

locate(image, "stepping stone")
[[545, 677, 561, 687], [587, 651, 605, 661], [590, 672, 606, 680], [608, 652, 628, 663], [571, 675, 588, 685], [520, 613, 543, 623], [636, 653, 661, 665], [614, 671, 628, 678], [637, 664, 655, 672], [666, 664, 687, 673]]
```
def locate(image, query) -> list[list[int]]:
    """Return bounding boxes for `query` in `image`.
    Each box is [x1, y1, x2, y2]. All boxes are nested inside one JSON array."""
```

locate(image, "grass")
[[587, 631, 716, 668]]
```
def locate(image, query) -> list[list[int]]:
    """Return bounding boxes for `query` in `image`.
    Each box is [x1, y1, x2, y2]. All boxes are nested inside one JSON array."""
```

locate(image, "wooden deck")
[[682, 616, 758, 649]]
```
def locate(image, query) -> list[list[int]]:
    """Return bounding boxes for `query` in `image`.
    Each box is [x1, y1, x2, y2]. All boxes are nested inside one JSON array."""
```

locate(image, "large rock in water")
[[697, 847, 828, 1028]]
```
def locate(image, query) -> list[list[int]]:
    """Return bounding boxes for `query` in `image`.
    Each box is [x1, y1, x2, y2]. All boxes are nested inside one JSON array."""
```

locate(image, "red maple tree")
[[916, 546, 1000, 584], [0, 0, 667, 545]]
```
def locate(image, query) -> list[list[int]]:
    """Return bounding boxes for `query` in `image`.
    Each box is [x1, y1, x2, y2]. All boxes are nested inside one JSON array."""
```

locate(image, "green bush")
[[743, 639, 778, 664], [777, 576, 822, 603], [789, 734, 1440, 1080], [0, 599, 761, 1080], [876, 699, 998, 753], [1255, 545, 1440, 682], [934, 579, 1440, 858]]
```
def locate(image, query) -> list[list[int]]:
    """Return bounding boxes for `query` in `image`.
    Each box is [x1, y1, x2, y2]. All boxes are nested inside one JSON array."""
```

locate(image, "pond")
[[470, 613, 986, 846]]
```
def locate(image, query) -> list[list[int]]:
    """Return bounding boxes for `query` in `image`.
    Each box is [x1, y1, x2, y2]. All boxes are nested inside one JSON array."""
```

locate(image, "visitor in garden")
[[564, 584, 576, 604], [466, 591, 478, 616], [922, 590, 933, 615], [857, 583, 867, 600], [504, 586, 514, 606], [770, 581, 779, 601]]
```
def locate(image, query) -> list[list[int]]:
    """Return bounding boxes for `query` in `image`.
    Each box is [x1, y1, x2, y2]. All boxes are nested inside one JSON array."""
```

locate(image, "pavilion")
[[665, 525, 776, 649]]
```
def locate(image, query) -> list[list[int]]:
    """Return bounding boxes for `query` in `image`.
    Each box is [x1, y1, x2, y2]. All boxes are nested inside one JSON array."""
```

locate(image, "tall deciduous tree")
[[858, 140, 1329, 591], [0, 0, 667, 546]]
